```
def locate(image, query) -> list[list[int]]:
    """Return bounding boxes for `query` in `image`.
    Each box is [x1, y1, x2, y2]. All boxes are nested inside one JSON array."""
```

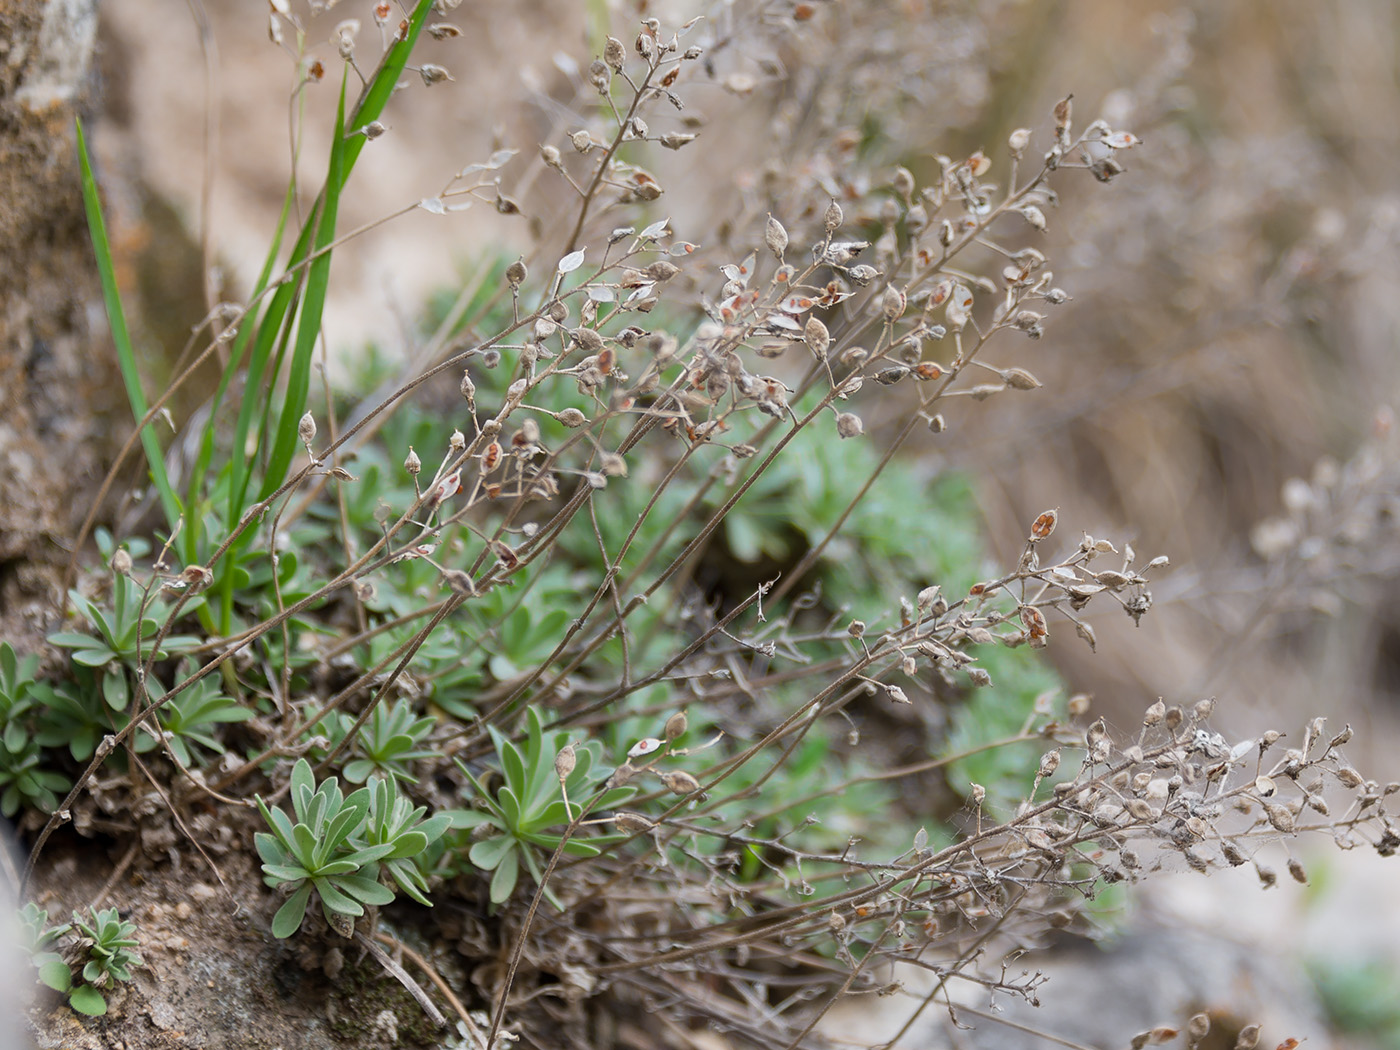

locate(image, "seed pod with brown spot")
[[1030, 508, 1058, 541], [480, 441, 502, 473]]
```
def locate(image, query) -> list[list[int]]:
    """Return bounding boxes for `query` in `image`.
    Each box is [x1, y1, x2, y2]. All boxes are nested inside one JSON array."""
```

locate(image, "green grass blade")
[[259, 72, 349, 500], [75, 118, 181, 535], [182, 175, 296, 566]]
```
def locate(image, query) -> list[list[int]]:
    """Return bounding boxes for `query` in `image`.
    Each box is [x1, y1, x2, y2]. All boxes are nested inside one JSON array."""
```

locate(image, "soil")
[[25, 830, 457, 1050]]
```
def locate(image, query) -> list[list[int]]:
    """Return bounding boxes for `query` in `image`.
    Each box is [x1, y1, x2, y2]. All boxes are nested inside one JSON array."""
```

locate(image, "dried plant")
[[8, 3, 1398, 1050]]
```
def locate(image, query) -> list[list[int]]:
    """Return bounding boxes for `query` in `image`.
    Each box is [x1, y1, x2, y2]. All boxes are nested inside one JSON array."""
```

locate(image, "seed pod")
[[628, 737, 663, 759], [1234, 1025, 1260, 1050], [765, 214, 788, 259], [404, 447, 421, 476], [460, 370, 476, 409], [614, 811, 655, 834], [442, 569, 474, 595], [1193, 697, 1216, 721], [607, 761, 636, 789], [570, 129, 592, 153], [298, 411, 316, 447], [823, 197, 843, 231], [505, 259, 527, 288], [419, 64, 453, 86], [881, 286, 906, 320], [1038, 749, 1061, 778], [1288, 858, 1307, 883], [555, 743, 577, 782], [480, 441, 502, 473], [891, 165, 915, 201], [449, 428, 465, 453], [644, 260, 681, 282], [111, 548, 133, 576], [804, 316, 830, 358], [660, 769, 701, 795], [664, 710, 688, 741], [1003, 367, 1042, 390], [1264, 802, 1295, 833], [557, 408, 587, 428], [1008, 127, 1032, 155], [835, 412, 863, 439], [603, 35, 625, 72], [1030, 508, 1058, 541]]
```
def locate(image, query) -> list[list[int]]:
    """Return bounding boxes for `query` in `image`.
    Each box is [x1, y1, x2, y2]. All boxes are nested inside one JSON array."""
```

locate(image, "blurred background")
[[89, 0, 1400, 1043]]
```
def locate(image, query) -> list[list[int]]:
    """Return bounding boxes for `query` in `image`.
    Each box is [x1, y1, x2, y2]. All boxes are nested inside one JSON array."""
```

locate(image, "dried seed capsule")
[[662, 710, 688, 742], [404, 447, 421, 476], [891, 165, 915, 201], [111, 548, 133, 576], [1003, 367, 1042, 390], [823, 197, 843, 231], [603, 35, 625, 72], [765, 214, 788, 259], [881, 286, 906, 320], [554, 743, 576, 781], [835, 412, 863, 439], [1264, 802, 1295, 833], [660, 769, 701, 795], [614, 811, 655, 833], [442, 569, 474, 595], [505, 259, 527, 288], [1030, 508, 1058, 541], [298, 411, 316, 447], [460, 370, 476, 409]]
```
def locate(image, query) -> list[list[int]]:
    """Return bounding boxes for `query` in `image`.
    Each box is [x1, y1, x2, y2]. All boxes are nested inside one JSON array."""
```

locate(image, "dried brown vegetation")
[[8, 3, 1400, 1050]]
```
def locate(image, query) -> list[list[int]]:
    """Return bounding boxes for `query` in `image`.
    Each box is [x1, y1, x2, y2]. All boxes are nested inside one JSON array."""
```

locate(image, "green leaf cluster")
[[22, 903, 145, 1017], [453, 707, 636, 906], [255, 758, 450, 938]]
